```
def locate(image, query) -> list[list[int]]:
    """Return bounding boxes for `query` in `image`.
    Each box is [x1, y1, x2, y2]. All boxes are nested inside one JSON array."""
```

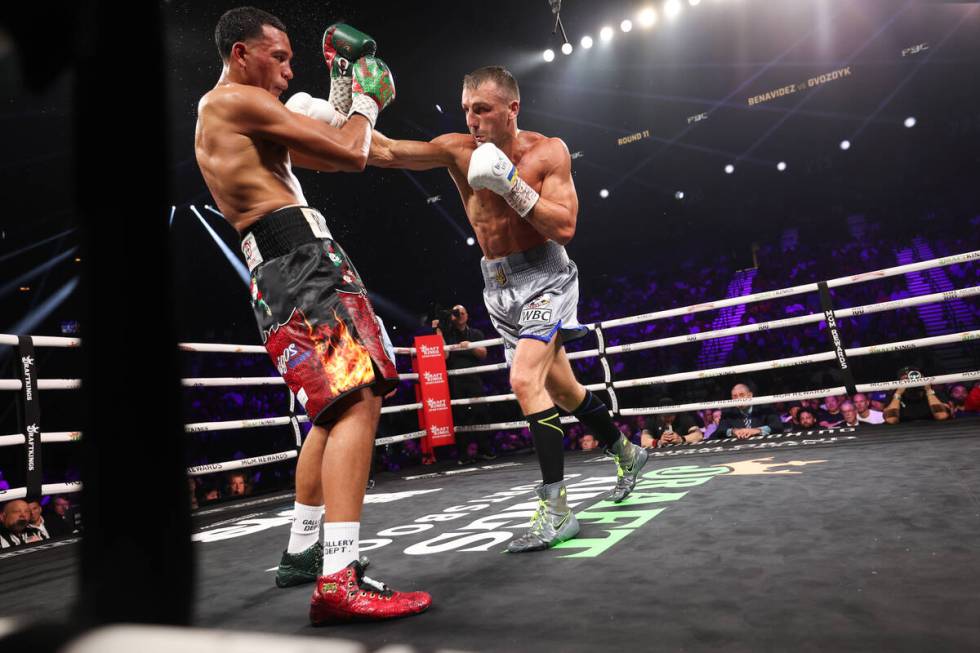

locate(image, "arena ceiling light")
[[840, 139, 851, 150], [543, 48, 555, 62], [688, 0, 701, 6], [562, 42, 574, 55], [599, 26, 614, 42], [724, 163, 735, 174], [620, 19, 633, 33], [675, 190, 685, 200], [466, 237, 476, 246], [638, 8, 658, 28], [904, 116, 917, 128], [665, 0, 683, 19], [599, 189, 610, 198], [777, 161, 787, 171], [581, 35, 594, 49]]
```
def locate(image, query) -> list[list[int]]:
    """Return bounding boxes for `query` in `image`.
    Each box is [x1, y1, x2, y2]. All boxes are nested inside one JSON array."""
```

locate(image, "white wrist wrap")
[[348, 93, 378, 129], [507, 176, 540, 218], [329, 71, 353, 115]]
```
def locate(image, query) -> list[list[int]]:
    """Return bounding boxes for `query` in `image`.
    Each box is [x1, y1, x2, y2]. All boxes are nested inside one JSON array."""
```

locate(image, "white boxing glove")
[[466, 142, 540, 218], [284, 92, 347, 128]]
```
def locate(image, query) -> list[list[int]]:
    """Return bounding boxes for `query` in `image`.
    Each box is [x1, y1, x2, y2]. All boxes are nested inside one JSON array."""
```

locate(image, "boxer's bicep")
[[538, 144, 578, 221], [236, 91, 367, 171]]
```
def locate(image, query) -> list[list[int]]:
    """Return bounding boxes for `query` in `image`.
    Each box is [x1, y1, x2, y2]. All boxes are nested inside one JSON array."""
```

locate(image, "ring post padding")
[[288, 391, 302, 448], [817, 281, 857, 395], [594, 326, 620, 415], [16, 336, 43, 500]]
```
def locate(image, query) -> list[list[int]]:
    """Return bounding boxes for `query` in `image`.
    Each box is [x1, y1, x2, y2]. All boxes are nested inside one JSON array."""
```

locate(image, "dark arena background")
[[1, 1, 979, 652]]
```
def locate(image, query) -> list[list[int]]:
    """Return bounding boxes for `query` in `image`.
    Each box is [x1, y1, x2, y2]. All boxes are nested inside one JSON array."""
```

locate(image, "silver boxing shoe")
[[609, 437, 649, 503], [506, 481, 580, 553]]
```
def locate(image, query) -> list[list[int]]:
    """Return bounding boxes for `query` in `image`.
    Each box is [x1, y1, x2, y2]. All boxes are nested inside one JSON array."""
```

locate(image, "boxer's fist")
[[322, 24, 377, 114], [348, 55, 395, 128], [467, 143, 540, 217], [284, 92, 346, 128]]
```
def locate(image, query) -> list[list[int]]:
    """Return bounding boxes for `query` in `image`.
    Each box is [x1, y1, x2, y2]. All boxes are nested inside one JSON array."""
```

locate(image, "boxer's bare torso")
[[195, 83, 305, 233], [436, 131, 561, 259]]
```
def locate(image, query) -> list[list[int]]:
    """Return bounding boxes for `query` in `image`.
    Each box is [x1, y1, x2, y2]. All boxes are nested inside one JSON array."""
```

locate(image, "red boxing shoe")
[[309, 560, 432, 625]]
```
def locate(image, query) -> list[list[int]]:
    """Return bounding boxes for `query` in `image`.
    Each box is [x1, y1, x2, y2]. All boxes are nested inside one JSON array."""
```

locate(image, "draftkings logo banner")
[[414, 334, 454, 447]]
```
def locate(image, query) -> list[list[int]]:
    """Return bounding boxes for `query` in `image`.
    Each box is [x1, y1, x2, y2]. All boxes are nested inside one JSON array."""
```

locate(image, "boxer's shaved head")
[[463, 66, 520, 102], [215, 6, 287, 61]]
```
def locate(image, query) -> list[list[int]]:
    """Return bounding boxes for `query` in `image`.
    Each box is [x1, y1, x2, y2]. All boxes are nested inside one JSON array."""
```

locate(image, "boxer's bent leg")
[[511, 336, 564, 485], [295, 426, 326, 506]]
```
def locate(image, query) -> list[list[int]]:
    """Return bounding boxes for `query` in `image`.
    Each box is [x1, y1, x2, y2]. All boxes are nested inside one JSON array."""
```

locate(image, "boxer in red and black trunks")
[[194, 7, 429, 624]]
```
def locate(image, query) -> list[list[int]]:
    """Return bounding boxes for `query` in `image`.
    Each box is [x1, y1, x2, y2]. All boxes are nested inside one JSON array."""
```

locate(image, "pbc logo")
[[426, 398, 448, 411], [419, 344, 442, 358], [422, 371, 445, 384], [521, 308, 553, 324]]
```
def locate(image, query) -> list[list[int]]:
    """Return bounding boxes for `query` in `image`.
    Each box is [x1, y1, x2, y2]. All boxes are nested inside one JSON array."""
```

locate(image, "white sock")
[[321, 521, 359, 576], [286, 502, 323, 554]]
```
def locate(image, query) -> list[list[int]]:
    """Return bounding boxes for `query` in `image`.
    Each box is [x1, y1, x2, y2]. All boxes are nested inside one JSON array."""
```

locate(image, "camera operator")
[[883, 366, 951, 424], [433, 305, 496, 464]]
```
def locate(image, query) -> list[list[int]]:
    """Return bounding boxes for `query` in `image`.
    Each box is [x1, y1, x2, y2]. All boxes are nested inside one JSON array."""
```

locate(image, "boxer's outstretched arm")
[[526, 139, 578, 245], [369, 131, 455, 170], [222, 85, 370, 172]]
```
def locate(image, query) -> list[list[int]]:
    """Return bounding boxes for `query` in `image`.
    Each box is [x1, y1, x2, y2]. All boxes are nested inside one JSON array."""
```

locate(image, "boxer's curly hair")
[[463, 66, 520, 102], [215, 6, 287, 61]]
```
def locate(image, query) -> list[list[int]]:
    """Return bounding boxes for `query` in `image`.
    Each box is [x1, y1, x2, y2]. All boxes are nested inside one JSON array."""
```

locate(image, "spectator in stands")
[[868, 392, 889, 412], [27, 500, 49, 539], [1, 499, 47, 548], [852, 393, 884, 425], [640, 398, 703, 447], [701, 409, 721, 439], [225, 472, 251, 497], [42, 496, 75, 537], [435, 304, 496, 465], [839, 401, 862, 428], [948, 384, 970, 417], [818, 395, 845, 428], [715, 382, 783, 440], [883, 366, 951, 424], [797, 408, 818, 429], [579, 433, 598, 451]]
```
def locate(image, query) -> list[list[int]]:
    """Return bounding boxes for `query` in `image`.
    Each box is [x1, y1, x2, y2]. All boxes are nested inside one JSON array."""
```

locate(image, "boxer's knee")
[[510, 366, 544, 404]]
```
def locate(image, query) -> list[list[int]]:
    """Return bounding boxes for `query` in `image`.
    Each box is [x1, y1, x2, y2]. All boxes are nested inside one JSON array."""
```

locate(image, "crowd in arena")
[[1, 214, 976, 547]]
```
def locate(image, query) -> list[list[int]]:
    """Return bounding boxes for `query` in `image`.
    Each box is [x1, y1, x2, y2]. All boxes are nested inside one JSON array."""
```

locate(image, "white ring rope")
[[0, 482, 82, 501], [1, 249, 976, 479], [0, 431, 82, 448]]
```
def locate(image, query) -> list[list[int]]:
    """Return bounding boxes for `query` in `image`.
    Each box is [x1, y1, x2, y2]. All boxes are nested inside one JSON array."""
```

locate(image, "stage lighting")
[[688, 0, 701, 6], [621, 19, 633, 32], [840, 139, 851, 150], [904, 116, 916, 128], [724, 164, 734, 174], [581, 35, 594, 49], [638, 8, 658, 27], [466, 237, 476, 246], [600, 26, 614, 42], [543, 48, 555, 62], [599, 189, 610, 198], [777, 161, 787, 171], [675, 191, 685, 200], [665, 0, 682, 19], [562, 42, 573, 55]]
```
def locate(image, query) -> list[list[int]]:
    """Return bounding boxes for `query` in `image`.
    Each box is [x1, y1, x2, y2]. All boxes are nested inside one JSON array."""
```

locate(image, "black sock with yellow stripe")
[[525, 406, 565, 485]]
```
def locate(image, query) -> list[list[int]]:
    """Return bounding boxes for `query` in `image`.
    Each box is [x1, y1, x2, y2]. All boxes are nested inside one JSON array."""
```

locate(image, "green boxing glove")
[[349, 55, 395, 129], [321, 23, 377, 115]]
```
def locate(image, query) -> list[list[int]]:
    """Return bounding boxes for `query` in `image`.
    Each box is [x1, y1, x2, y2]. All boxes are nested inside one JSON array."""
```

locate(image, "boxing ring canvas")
[[5, 420, 979, 652]]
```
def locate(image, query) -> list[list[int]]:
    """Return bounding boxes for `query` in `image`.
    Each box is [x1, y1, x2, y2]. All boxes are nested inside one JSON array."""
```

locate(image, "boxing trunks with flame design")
[[240, 206, 398, 424]]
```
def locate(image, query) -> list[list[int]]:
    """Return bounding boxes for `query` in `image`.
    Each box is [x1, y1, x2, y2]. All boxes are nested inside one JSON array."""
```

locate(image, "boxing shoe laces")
[[276, 542, 372, 588], [506, 481, 579, 553], [309, 559, 431, 625], [609, 440, 649, 503]]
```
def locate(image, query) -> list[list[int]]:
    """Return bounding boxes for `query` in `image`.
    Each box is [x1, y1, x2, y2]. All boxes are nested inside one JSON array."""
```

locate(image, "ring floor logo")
[[193, 458, 826, 558]]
